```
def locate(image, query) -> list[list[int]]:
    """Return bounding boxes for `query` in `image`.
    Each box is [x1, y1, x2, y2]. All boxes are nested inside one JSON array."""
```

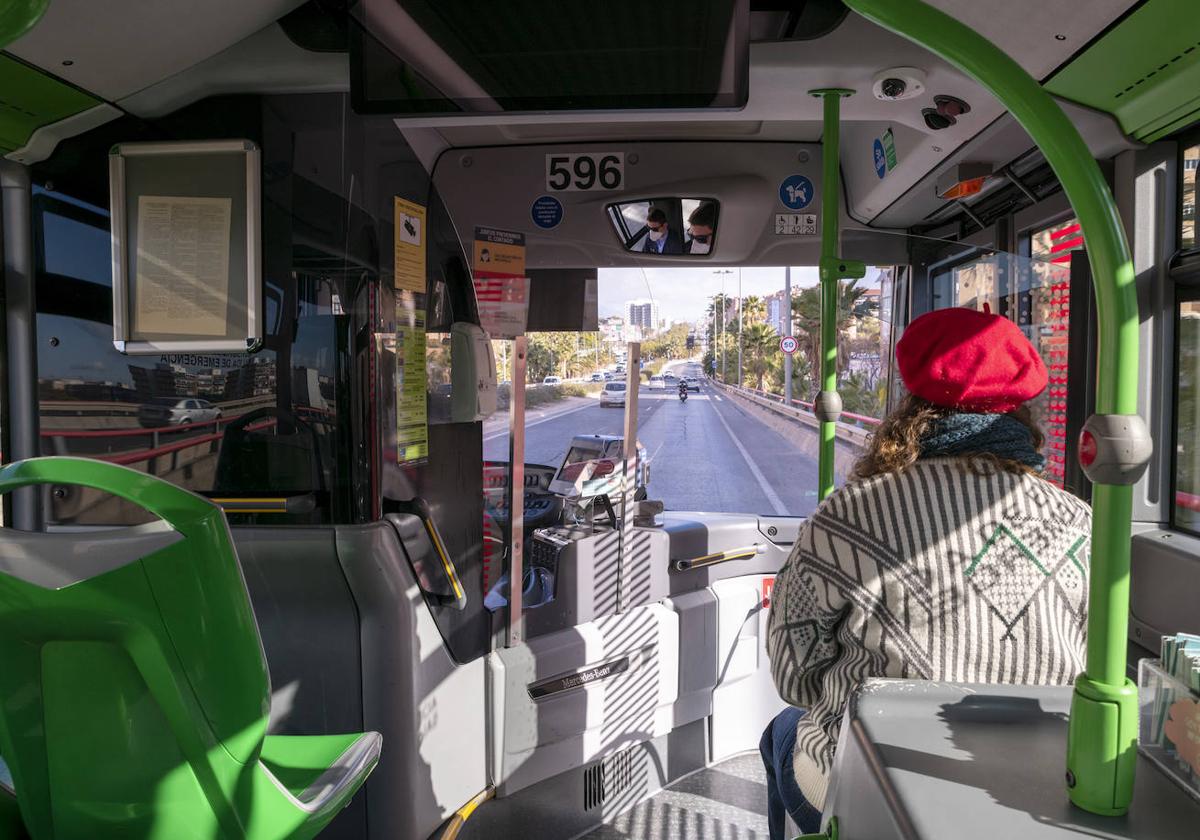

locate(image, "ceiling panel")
[[924, 0, 1134, 80], [6, 0, 306, 101]]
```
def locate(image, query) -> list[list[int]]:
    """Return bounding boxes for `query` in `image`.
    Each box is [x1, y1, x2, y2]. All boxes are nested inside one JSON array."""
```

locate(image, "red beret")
[[896, 307, 1047, 413]]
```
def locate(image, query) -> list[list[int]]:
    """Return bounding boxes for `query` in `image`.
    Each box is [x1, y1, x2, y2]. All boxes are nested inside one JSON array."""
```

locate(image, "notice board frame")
[[108, 139, 262, 354]]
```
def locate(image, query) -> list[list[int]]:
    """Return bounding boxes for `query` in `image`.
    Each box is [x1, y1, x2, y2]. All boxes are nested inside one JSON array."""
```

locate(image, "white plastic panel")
[[432, 141, 909, 269], [666, 588, 720, 727], [7, 0, 305, 101], [335, 524, 488, 840], [925, 0, 1133, 80], [709, 573, 787, 762], [491, 603, 680, 795]]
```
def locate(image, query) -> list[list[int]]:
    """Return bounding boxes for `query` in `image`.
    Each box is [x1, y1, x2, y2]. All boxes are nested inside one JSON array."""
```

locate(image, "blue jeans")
[[760, 707, 823, 840]]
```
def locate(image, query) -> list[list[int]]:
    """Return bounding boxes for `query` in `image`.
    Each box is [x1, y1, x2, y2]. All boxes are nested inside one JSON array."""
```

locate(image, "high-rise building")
[[766, 290, 792, 335], [625, 299, 661, 334]]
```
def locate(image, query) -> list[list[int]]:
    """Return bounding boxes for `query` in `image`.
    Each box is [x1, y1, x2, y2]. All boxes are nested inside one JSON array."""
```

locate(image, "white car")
[[599, 382, 627, 407], [542, 376, 562, 385], [648, 375, 665, 390]]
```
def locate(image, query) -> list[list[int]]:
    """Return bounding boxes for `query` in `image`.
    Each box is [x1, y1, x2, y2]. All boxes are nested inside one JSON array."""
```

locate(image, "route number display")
[[780, 335, 799, 354], [546, 153, 624, 192]]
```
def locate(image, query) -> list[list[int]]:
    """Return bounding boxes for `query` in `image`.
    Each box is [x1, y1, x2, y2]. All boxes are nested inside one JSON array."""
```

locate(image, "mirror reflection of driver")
[[642, 207, 682, 255], [684, 202, 716, 254]]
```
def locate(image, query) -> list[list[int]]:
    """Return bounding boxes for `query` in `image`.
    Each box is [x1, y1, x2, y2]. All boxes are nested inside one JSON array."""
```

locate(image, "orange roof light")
[[935, 163, 993, 200], [938, 176, 987, 199]]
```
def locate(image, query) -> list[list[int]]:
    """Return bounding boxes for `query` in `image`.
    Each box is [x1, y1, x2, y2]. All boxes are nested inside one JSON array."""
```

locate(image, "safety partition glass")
[[31, 184, 344, 526], [606, 198, 720, 256]]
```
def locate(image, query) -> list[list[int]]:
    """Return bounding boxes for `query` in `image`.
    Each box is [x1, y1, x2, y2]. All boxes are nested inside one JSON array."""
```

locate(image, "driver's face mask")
[[689, 232, 711, 254], [648, 223, 666, 242]]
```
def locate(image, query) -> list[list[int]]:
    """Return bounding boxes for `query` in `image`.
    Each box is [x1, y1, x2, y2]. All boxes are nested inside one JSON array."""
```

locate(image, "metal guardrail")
[[712, 380, 879, 449]]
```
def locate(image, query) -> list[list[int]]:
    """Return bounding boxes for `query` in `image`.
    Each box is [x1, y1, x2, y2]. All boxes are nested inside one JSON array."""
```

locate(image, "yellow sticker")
[[394, 197, 426, 293], [473, 226, 525, 276]]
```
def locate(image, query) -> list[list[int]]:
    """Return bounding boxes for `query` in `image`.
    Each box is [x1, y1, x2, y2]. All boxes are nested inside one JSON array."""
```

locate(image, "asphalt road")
[[484, 365, 825, 518]]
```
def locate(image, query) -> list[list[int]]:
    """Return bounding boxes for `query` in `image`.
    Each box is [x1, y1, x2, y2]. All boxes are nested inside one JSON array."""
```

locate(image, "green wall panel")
[[0, 53, 99, 154], [1047, 0, 1200, 142]]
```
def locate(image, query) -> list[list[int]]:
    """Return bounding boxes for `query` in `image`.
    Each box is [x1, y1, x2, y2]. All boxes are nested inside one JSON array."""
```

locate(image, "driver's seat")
[[0, 457, 380, 840]]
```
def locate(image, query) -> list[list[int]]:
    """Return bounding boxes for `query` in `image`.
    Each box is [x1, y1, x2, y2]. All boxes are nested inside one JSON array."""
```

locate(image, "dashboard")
[[483, 461, 564, 533]]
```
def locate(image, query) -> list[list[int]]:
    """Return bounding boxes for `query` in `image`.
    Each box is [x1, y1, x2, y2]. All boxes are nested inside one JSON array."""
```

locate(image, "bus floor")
[[581, 752, 770, 839]]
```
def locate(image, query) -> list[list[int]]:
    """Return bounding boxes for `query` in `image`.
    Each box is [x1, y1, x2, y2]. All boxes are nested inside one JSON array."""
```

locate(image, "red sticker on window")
[[762, 577, 775, 608]]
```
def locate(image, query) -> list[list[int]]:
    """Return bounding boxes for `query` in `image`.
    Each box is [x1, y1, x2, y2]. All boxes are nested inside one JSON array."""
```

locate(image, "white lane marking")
[[648, 440, 665, 465], [482, 400, 595, 441], [709, 396, 788, 516]]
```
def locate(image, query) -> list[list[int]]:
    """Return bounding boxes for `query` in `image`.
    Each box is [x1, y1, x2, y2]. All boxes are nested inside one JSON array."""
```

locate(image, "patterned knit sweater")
[[766, 457, 1091, 809]]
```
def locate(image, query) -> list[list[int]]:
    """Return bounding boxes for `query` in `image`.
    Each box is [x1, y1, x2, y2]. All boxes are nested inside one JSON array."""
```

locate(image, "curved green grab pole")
[[0, 0, 49, 48], [811, 88, 865, 501], [844, 0, 1141, 817]]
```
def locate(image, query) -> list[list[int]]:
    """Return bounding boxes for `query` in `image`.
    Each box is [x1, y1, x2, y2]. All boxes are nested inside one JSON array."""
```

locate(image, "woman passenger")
[[760, 307, 1091, 838]]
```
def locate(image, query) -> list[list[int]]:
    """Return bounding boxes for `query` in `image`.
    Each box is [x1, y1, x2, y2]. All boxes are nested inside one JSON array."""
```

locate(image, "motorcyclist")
[[678, 378, 689, 400]]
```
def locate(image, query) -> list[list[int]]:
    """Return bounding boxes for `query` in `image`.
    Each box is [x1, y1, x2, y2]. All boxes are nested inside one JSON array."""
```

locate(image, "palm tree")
[[742, 295, 766, 327], [791, 279, 871, 379], [743, 323, 779, 391]]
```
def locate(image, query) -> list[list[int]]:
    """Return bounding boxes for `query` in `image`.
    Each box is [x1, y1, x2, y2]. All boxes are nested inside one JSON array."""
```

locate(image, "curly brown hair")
[[851, 394, 1045, 481]]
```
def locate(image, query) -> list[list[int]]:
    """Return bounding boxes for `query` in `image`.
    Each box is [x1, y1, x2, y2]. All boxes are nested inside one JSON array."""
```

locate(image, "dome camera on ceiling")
[[872, 67, 926, 101]]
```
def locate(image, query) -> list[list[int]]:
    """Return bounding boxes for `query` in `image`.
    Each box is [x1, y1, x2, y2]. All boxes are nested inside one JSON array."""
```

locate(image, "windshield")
[[486, 265, 895, 518]]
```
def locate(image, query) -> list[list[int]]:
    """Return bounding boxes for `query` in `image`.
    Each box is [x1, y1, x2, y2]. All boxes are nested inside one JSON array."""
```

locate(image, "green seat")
[[0, 457, 380, 840]]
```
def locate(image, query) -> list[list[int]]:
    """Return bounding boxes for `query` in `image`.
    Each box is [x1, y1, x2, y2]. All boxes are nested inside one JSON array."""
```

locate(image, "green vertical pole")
[[811, 88, 861, 501], [844, 0, 1144, 818]]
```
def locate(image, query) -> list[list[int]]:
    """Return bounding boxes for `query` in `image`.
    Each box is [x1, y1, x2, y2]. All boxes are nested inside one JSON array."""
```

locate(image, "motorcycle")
[[678, 385, 688, 403]]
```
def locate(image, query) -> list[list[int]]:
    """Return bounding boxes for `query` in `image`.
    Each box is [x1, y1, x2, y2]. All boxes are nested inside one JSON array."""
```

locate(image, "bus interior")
[[1, 1, 1200, 838]]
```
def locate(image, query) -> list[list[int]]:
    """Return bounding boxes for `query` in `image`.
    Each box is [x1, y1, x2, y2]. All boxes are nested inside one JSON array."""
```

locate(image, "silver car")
[[599, 382, 627, 407], [137, 397, 222, 428]]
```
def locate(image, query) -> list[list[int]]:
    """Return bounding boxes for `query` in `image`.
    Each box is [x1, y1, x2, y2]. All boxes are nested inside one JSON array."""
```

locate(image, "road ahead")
[[484, 367, 828, 518]]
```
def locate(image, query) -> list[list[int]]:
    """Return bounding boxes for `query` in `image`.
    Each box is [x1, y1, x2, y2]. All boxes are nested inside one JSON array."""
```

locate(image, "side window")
[[931, 254, 1000, 312], [929, 219, 1082, 488], [1027, 218, 1082, 487], [1182, 141, 1198, 252], [1174, 297, 1200, 535]]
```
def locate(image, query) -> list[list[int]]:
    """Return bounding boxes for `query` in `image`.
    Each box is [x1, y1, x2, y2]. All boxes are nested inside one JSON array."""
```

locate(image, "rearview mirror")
[[606, 197, 719, 257]]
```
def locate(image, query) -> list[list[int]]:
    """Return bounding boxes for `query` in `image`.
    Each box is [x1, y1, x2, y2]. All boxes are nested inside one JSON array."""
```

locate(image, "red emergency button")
[[1079, 430, 1098, 467]]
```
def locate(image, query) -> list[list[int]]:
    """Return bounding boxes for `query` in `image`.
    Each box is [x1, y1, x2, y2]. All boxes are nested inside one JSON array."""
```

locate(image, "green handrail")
[[844, 0, 1141, 817], [811, 88, 864, 501], [0, 0, 49, 49]]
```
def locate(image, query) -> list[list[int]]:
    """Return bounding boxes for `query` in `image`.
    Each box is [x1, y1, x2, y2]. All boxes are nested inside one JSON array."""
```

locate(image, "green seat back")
[[0, 458, 272, 839]]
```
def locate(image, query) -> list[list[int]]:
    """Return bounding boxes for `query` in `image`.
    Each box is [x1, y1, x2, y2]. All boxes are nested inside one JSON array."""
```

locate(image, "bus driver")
[[760, 306, 1092, 839]]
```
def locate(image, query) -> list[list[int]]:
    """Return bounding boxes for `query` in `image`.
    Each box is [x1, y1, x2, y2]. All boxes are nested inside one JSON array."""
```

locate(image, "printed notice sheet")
[[396, 307, 429, 465], [394, 197, 427, 293], [134, 195, 232, 336]]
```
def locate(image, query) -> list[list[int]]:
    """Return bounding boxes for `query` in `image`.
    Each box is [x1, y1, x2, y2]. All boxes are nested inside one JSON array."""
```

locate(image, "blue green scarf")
[[920, 413, 1045, 472]]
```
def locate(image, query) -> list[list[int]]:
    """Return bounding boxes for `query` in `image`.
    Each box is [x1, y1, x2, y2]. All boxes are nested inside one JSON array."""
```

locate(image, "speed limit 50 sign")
[[780, 335, 798, 354]]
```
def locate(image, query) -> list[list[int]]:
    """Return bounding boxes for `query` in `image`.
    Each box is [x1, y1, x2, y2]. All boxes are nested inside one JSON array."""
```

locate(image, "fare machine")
[[512, 435, 668, 638]]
